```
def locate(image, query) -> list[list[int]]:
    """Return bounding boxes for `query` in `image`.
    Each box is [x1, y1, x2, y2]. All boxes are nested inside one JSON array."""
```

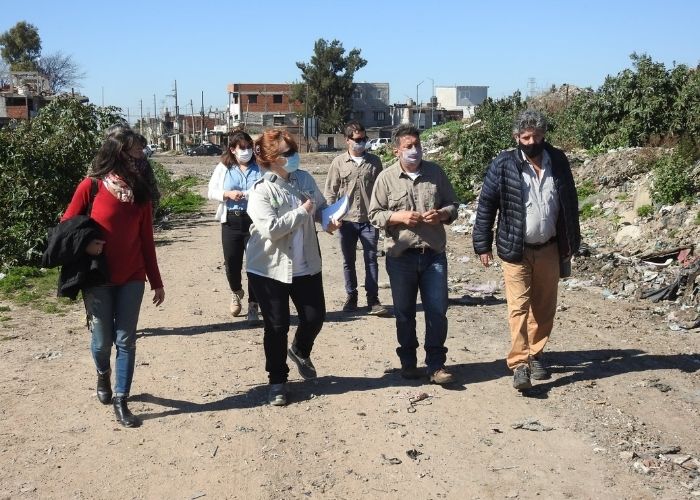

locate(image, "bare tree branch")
[[36, 51, 86, 93]]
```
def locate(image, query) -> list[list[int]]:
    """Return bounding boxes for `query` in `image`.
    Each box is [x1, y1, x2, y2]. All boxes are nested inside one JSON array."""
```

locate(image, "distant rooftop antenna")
[[527, 77, 537, 98]]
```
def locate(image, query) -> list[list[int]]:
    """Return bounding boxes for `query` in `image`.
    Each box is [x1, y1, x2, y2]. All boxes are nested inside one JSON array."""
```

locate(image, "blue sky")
[[2, 0, 698, 123]]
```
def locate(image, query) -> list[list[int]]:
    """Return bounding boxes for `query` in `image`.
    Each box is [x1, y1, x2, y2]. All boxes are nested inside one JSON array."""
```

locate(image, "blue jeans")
[[386, 250, 448, 373], [339, 221, 379, 299], [84, 281, 145, 397]]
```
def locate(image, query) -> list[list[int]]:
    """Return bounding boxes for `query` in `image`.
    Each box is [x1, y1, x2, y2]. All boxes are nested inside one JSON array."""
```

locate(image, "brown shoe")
[[230, 289, 244, 317], [429, 367, 455, 385]]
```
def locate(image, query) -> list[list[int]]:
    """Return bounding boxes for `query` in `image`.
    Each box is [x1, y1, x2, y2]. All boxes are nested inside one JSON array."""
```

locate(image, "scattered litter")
[[34, 351, 61, 360], [381, 454, 402, 465], [511, 418, 553, 432], [406, 449, 423, 460], [407, 392, 431, 413], [463, 282, 499, 294]]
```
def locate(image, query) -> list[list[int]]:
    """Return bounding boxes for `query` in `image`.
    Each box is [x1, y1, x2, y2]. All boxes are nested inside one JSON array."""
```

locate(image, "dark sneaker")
[[287, 345, 317, 380], [429, 367, 455, 385], [367, 298, 390, 317], [268, 383, 287, 406], [400, 366, 425, 380], [513, 364, 532, 390], [342, 294, 358, 312], [530, 355, 550, 380]]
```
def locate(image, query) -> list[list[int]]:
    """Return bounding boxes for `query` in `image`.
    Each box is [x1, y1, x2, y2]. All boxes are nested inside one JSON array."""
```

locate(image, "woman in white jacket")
[[207, 131, 262, 325], [247, 129, 339, 406]]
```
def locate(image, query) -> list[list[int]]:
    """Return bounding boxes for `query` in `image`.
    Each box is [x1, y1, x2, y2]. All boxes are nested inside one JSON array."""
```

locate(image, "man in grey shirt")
[[369, 124, 459, 385], [473, 109, 580, 391]]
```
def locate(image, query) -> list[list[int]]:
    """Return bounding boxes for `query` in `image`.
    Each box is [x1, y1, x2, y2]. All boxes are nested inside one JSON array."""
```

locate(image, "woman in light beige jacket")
[[246, 129, 339, 406]]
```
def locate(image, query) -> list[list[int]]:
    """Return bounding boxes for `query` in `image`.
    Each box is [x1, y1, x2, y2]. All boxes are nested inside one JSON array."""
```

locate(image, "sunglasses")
[[281, 149, 297, 158], [350, 137, 367, 143]]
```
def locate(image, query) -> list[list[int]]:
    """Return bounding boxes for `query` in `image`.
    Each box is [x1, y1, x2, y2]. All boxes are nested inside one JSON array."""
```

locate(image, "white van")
[[367, 137, 391, 151]]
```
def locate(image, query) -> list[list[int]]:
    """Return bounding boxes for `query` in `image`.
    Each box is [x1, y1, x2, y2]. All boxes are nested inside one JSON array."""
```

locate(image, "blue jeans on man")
[[84, 281, 145, 397], [386, 249, 448, 373], [339, 221, 380, 301]]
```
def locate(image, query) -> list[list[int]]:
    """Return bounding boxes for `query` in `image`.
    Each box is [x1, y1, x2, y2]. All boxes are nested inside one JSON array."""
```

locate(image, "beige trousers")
[[501, 242, 560, 370]]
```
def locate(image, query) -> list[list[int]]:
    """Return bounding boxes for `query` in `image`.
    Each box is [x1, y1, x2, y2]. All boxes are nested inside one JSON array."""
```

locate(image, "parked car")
[[143, 145, 154, 158], [185, 144, 223, 156], [367, 137, 391, 151], [148, 144, 159, 152]]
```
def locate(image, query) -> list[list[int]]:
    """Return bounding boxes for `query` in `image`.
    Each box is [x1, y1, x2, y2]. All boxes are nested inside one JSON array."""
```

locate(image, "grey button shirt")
[[520, 149, 559, 244]]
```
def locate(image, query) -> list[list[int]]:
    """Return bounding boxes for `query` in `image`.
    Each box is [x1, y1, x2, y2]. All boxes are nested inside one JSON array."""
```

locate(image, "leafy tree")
[[292, 39, 367, 133], [36, 51, 85, 93], [0, 21, 41, 71], [0, 98, 122, 267]]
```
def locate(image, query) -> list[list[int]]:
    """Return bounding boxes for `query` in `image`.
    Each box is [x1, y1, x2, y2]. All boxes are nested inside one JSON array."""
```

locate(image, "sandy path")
[[1, 155, 698, 499]]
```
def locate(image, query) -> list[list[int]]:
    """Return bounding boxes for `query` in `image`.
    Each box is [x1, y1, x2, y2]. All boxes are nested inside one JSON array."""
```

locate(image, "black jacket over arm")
[[472, 142, 580, 263], [41, 215, 109, 299]]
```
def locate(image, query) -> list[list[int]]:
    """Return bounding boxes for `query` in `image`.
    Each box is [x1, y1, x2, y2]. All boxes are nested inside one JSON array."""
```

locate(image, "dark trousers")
[[247, 272, 326, 384], [221, 215, 255, 302], [338, 221, 380, 300], [386, 250, 449, 373]]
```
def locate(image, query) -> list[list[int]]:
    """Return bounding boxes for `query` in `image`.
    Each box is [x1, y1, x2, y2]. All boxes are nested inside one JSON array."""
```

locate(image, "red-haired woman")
[[246, 130, 339, 406]]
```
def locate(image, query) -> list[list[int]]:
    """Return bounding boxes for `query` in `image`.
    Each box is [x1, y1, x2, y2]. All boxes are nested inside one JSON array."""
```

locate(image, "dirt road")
[[1, 155, 698, 499]]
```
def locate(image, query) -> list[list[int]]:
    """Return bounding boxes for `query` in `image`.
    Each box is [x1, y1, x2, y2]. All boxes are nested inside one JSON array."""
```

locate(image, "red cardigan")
[[61, 178, 163, 290]]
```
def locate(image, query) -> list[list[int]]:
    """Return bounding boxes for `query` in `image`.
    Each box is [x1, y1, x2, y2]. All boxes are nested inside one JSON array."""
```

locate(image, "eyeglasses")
[[281, 149, 297, 158]]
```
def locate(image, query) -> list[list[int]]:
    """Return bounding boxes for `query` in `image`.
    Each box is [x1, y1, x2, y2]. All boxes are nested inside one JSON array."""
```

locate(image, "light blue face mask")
[[282, 152, 300, 173]]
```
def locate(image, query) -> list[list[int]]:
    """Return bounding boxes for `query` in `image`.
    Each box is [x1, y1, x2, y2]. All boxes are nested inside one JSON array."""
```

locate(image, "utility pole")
[[190, 100, 195, 141], [173, 80, 180, 150], [201, 90, 205, 143], [153, 93, 158, 144], [416, 80, 424, 128], [140, 99, 143, 134], [427, 77, 435, 128], [101, 86, 104, 107]]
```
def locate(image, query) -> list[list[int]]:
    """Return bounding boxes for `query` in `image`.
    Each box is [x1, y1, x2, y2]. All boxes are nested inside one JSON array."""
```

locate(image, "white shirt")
[[520, 149, 559, 244]]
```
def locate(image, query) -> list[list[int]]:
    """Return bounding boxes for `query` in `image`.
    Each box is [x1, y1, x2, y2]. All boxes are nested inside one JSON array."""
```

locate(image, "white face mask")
[[235, 148, 253, 163], [401, 146, 422, 167]]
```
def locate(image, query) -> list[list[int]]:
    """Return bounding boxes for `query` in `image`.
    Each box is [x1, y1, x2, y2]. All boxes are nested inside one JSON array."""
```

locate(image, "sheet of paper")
[[321, 195, 349, 231]]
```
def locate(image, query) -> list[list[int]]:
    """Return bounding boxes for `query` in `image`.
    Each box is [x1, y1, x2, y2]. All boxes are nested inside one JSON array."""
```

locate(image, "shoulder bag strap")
[[263, 172, 309, 202], [86, 177, 99, 217]]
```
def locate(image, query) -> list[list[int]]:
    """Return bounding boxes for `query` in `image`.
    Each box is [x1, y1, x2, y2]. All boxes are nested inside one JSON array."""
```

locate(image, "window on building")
[[374, 111, 385, 121], [273, 115, 285, 126], [273, 94, 283, 104], [248, 94, 258, 104], [231, 93, 239, 104]]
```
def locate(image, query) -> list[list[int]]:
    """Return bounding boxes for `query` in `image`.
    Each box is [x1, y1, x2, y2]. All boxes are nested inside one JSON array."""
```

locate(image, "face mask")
[[401, 146, 422, 167], [350, 140, 366, 154], [282, 152, 300, 173], [235, 148, 253, 163], [519, 140, 545, 159]]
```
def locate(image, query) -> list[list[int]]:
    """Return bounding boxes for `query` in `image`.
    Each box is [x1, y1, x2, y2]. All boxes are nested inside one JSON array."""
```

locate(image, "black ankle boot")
[[113, 396, 140, 428], [96, 370, 112, 405]]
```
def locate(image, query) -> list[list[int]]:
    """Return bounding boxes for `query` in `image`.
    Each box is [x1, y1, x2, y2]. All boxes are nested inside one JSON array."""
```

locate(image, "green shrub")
[[576, 180, 597, 200], [579, 202, 602, 220], [0, 98, 122, 268], [651, 151, 697, 205], [430, 92, 525, 202], [636, 205, 653, 217], [150, 161, 206, 216]]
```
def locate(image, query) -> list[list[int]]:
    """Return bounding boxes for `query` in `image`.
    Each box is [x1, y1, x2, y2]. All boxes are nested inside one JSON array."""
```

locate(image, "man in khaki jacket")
[[324, 120, 388, 315], [369, 124, 459, 385]]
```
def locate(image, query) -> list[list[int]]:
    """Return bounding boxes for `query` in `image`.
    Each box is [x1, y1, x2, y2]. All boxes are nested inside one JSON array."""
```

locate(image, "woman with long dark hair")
[[207, 130, 262, 325], [61, 129, 165, 427]]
